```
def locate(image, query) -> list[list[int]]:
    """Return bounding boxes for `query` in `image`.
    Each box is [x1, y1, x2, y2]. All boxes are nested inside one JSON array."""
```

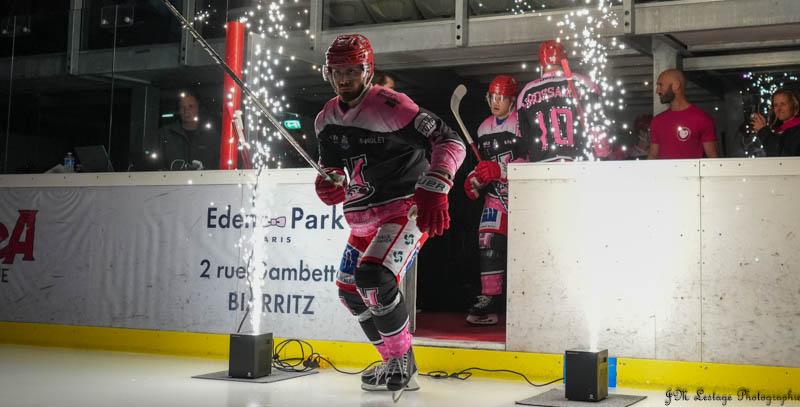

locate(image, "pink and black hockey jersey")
[[475, 111, 529, 204], [315, 85, 466, 236], [516, 71, 600, 161]]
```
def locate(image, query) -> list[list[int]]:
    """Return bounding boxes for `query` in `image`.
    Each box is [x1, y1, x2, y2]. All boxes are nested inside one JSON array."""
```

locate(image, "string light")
[[741, 71, 799, 157]]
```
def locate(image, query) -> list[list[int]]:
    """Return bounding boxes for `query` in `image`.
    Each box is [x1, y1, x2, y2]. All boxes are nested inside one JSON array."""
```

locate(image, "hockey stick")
[[161, 0, 340, 183], [232, 110, 252, 169], [560, 58, 602, 158], [450, 85, 509, 212], [451, 85, 482, 159], [560, 58, 588, 133]]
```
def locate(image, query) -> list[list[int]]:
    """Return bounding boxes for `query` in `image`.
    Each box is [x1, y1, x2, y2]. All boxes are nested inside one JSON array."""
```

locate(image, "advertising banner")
[[0, 174, 363, 342]]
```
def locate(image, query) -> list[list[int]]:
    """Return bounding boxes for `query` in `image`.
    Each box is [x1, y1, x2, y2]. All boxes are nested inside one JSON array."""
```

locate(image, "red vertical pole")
[[220, 20, 245, 170]]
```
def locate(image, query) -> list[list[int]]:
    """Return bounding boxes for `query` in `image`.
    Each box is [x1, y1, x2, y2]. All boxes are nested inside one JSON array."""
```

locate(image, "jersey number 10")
[[536, 107, 575, 150]]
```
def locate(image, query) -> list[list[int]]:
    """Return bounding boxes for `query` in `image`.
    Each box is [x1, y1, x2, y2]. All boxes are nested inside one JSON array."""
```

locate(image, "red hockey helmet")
[[323, 34, 374, 82], [538, 40, 567, 68], [487, 75, 518, 98]]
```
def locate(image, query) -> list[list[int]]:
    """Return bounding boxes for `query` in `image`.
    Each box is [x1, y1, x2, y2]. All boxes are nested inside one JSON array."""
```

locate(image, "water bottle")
[[64, 152, 75, 172]]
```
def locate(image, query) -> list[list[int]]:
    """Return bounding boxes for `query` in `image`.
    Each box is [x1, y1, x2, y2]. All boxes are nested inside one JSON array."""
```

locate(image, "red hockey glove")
[[414, 172, 453, 237], [314, 168, 346, 206], [463, 171, 482, 200], [474, 160, 505, 184]]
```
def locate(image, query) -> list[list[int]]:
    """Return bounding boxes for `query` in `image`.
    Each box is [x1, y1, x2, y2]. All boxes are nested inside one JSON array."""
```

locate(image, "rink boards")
[[0, 170, 364, 343], [507, 158, 800, 368], [1, 158, 800, 369]]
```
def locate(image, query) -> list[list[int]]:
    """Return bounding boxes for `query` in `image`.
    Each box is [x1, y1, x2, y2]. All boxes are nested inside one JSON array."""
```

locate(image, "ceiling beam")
[[684, 50, 800, 71]]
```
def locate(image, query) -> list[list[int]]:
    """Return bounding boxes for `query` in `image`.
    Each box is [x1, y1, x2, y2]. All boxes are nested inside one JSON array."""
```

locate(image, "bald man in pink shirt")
[[649, 69, 718, 159]]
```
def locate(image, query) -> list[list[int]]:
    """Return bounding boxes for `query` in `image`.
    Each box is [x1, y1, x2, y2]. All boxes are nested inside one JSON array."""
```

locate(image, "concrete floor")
[[1, 344, 796, 407]]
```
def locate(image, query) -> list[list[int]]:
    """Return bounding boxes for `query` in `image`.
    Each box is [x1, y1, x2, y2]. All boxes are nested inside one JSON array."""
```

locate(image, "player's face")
[[656, 76, 676, 104], [487, 93, 513, 118], [772, 94, 797, 122], [329, 65, 368, 102]]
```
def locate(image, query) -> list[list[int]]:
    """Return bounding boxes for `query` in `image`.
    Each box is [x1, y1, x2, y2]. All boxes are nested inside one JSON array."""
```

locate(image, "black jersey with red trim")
[[315, 85, 465, 215], [516, 71, 599, 162]]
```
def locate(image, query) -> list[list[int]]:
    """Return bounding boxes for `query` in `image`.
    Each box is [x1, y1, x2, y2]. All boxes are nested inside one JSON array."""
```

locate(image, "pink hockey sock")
[[375, 343, 391, 362], [381, 325, 413, 359], [480, 273, 504, 296]]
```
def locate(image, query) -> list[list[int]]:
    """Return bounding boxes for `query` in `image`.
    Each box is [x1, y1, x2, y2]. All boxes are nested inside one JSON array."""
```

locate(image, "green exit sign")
[[283, 119, 302, 130]]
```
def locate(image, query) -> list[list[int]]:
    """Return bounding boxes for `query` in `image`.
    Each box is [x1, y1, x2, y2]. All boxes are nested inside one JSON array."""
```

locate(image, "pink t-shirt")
[[651, 105, 717, 159]]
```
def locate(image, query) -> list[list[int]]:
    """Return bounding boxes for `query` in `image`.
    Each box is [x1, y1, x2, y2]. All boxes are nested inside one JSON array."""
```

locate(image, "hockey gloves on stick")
[[474, 160, 505, 184], [463, 171, 482, 200], [315, 168, 347, 206], [414, 172, 452, 237]]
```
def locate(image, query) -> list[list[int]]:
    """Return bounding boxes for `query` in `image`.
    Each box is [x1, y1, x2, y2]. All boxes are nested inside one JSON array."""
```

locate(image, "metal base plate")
[[517, 388, 646, 407], [192, 369, 318, 383]]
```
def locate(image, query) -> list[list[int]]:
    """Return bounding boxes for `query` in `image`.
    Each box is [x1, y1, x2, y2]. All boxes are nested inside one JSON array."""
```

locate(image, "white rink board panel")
[[700, 159, 800, 366], [0, 169, 363, 342], [506, 161, 702, 361], [508, 158, 800, 367]]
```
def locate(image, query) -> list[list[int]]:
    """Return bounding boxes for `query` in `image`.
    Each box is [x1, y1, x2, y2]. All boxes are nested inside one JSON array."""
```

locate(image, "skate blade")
[[361, 376, 420, 392], [466, 314, 498, 325], [392, 387, 404, 403], [391, 374, 419, 403]]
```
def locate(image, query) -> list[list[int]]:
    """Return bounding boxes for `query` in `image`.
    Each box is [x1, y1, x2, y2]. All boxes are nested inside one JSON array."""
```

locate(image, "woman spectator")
[[751, 89, 800, 157]]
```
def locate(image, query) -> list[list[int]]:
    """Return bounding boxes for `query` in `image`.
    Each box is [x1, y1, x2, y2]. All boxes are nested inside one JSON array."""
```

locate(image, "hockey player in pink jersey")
[[517, 40, 607, 161], [313, 34, 466, 395], [463, 75, 529, 325]]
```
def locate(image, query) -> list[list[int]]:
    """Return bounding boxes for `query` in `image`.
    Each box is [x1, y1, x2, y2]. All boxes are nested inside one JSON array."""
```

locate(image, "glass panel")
[[323, 0, 453, 29], [1, 1, 70, 173], [196, 0, 253, 39], [147, 84, 224, 171], [81, 0, 182, 50], [0, 0, 69, 57], [195, 0, 311, 39], [469, 0, 622, 16]]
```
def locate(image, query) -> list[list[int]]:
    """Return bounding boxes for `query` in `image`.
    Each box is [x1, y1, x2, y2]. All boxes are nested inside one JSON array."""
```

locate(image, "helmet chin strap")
[[336, 69, 374, 106], [352, 80, 373, 105], [487, 98, 514, 118], [504, 104, 514, 117]]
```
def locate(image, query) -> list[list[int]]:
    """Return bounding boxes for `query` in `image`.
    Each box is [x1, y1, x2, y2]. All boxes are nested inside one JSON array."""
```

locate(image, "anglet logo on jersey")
[[359, 136, 385, 145]]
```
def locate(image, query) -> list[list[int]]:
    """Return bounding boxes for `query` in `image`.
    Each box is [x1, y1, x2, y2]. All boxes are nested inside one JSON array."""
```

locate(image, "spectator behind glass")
[[751, 89, 800, 157], [649, 69, 718, 160], [630, 113, 652, 159], [155, 92, 219, 170], [608, 116, 651, 161], [373, 70, 397, 89]]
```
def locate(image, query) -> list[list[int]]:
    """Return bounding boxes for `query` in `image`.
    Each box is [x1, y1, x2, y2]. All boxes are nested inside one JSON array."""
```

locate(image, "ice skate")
[[361, 359, 420, 392], [466, 295, 500, 325], [385, 347, 419, 402]]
